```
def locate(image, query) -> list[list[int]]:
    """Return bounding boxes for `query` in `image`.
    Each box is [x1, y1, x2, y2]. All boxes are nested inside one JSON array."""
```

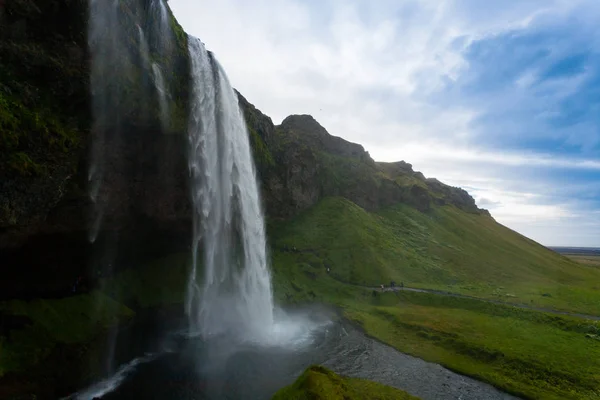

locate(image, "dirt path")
[[369, 285, 600, 320]]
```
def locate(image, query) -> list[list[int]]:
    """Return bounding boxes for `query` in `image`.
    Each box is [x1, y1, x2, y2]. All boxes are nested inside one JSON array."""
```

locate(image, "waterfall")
[[151, 62, 170, 133], [88, 0, 172, 242], [186, 37, 275, 341], [87, 0, 176, 378], [148, 0, 172, 54], [87, 0, 124, 242], [140, 23, 171, 133]]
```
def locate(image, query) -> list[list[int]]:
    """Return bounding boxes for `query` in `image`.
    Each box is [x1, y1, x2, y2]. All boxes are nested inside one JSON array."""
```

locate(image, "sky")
[[170, 0, 600, 247]]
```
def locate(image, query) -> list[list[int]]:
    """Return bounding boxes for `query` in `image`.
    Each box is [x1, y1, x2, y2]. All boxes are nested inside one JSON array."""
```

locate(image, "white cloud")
[[169, 0, 600, 247], [373, 142, 600, 170]]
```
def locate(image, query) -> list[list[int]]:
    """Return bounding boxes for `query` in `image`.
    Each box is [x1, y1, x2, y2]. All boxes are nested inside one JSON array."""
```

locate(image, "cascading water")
[[152, 63, 170, 132], [88, 0, 173, 242], [147, 0, 172, 132], [87, 0, 176, 378], [73, 3, 330, 397], [88, 0, 123, 243], [139, 21, 171, 133], [148, 0, 172, 54], [186, 37, 275, 341]]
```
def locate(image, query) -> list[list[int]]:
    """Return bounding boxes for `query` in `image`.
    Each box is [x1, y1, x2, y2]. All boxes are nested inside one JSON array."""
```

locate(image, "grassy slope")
[[272, 365, 419, 400], [269, 197, 600, 399], [271, 197, 600, 315]]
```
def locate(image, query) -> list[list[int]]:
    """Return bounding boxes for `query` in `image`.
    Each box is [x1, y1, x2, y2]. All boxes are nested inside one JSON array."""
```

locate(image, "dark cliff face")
[[0, 0, 89, 231], [0, 0, 191, 237], [0, 0, 192, 299]]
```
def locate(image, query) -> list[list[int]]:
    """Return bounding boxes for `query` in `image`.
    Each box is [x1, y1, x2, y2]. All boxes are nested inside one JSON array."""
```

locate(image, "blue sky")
[[171, 0, 600, 247]]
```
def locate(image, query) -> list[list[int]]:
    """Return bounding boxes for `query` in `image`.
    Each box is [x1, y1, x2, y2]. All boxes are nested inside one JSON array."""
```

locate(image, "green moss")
[[272, 365, 419, 400], [0, 89, 80, 177], [248, 125, 275, 170], [0, 253, 190, 379], [169, 8, 188, 50], [0, 292, 133, 377], [6, 152, 44, 177], [104, 253, 190, 308]]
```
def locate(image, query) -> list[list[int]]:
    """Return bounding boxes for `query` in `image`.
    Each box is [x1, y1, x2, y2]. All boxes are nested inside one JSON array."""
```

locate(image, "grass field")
[[269, 196, 600, 399], [564, 254, 600, 268], [270, 260, 600, 399], [272, 365, 419, 400]]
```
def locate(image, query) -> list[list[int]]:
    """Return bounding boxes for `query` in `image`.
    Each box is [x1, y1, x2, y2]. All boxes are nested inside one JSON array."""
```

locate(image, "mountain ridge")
[[238, 96, 490, 219]]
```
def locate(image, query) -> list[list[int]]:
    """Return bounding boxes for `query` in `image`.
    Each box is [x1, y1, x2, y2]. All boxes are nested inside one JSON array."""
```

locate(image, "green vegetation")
[[271, 197, 600, 315], [345, 292, 600, 400], [0, 89, 80, 177], [248, 125, 275, 171], [269, 196, 600, 399], [2, 1, 598, 398], [318, 152, 381, 193], [103, 253, 190, 308], [0, 292, 133, 377], [272, 365, 419, 400], [0, 253, 189, 379]]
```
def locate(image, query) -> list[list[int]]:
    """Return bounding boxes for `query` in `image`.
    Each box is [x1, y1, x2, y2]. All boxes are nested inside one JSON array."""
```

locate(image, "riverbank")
[[270, 250, 600, 400]]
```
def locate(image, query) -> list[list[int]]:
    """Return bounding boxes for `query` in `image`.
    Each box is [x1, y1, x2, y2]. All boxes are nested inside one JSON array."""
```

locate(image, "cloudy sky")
[[170, 0, 600, 247]]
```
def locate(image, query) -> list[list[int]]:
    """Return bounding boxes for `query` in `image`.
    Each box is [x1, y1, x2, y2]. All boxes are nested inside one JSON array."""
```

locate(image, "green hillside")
[[268, 197, 600, 399], [271, 196, 600, 315]]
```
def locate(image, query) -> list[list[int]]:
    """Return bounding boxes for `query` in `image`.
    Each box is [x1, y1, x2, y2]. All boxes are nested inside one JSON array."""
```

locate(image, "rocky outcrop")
[[237, 101, 489, 219], [377, 161, 489, 214], [239, 107, 397, 218], [279, 114, 374, 163]]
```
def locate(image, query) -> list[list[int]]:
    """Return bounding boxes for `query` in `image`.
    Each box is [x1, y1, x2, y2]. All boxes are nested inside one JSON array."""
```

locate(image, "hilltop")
[[238, 96, 491, 219]]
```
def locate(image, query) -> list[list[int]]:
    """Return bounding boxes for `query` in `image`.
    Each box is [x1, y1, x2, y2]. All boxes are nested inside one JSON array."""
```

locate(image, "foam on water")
[[64, 354, 158, 400]]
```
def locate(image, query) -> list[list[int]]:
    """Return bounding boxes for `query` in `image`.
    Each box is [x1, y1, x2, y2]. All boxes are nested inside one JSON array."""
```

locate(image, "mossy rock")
[[272, 365, 419, 400]]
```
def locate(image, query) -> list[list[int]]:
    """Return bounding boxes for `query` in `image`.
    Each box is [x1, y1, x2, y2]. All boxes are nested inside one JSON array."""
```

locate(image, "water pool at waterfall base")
[[68, 306, 517, 400]]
